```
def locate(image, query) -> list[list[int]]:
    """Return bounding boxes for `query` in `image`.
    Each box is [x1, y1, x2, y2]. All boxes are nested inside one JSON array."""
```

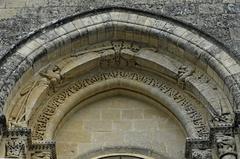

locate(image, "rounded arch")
[[1, 7, 239, 159], [0, 7, 239, 114], [77, 146, 170, 159], [46, 80, 191, 140]]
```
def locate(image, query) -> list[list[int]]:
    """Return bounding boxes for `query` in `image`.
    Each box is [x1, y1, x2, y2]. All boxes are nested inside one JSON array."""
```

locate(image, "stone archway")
[[0, 7, 239, 159]]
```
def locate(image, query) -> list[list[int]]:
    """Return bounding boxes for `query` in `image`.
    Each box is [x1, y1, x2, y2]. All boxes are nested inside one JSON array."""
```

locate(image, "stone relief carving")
[[177, 65, 195, 89], [32, 70, 208, 140], [0, 116, 56, 159], [211, 100, 233, 127], [192, 149, 211, 159], [39, 64, 63, 93], [99, 41, 140, 68], [5, 137, 25, 158], [3, 40, 235, 158], [8, 81, 39, 128], [8, 64, 63, 129], [71, 41, 140, 68], [216, 134, 237, 159], [31, 151, 51, 159]]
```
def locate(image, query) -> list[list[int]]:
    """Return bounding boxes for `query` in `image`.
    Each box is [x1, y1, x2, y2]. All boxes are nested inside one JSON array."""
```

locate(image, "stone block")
[[0, 0, 5, 8], [6, 0, 26, 8], [57, 130, 91, 143], [112, 121, 133, 131], [101, 109, 121, 120], [25, 0, 48, 7], [62, 22, 77, 33], [0, 8, 19, 19], [84, 121, 112, 132], [16, 46, 34, 57], [144, 109, 162, 119], [134, 120, 159, 131], [121, 109, 144, 120], [92, 132, 124, 144], [56, 142, 78, 158]]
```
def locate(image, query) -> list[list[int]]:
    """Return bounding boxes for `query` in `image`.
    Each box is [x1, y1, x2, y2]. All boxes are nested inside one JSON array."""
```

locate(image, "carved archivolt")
[[0, 7, 238, 158], [29, 70, 207, 140], [3, 40, 235, 159]]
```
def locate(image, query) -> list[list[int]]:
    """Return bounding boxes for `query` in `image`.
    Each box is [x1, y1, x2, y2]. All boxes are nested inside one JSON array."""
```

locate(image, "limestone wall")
[[55, 94, 185, 159]]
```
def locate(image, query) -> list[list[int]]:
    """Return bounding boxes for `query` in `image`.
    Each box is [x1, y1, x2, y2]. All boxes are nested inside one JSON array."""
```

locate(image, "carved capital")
[[192, 149, 212, 159], [1, 125, 56, 159], [216, 134, 237, 159]]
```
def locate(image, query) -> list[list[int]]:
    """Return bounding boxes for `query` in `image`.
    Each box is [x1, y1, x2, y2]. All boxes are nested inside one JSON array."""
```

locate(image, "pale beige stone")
[[0, 8, 19, 19], [54, 95, 185, 158], [6, 0, 26, 8]]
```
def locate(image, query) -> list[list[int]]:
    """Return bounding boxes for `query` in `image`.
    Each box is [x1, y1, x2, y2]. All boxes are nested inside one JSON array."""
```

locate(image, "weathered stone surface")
[[0, 2, 239, 159], [199, 3, 224, 14], [0, 0, 238, 61], [55, 95, 185, 159], [224, 3, 240, 13], [230, 27, 240, 40]]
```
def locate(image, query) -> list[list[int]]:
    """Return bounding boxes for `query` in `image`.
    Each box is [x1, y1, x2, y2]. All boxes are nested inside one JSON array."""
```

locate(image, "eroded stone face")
[[55, 95, 186, 159]]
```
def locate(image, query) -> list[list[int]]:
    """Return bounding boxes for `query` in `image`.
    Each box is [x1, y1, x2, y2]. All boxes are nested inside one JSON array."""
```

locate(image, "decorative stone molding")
[[0, 8, 239, 159], [177, 65, 195, 89], [185, 113, 239, 159], [216, 134, 237, 159], [0, 114, 56, 159], [192, 149, 212, 159], [0, 8, 239, 115], [31, 70, 208, 140], [185, 137, 210, 158]]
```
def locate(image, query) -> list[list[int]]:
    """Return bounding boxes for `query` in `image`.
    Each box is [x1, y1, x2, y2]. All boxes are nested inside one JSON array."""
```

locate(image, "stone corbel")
[[215, 134, 237, 159], [185, 137, 210, 159], [192, 149, 212, 159]]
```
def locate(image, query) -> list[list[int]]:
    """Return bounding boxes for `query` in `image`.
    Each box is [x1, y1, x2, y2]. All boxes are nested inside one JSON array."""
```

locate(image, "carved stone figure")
[[211, 100, 234, 126], [8, 64, 62, 129], [39, 64, 62, 92], [99, 41, 140, 68], [216, 134, 237, 159], [177, 65, 194, 88]]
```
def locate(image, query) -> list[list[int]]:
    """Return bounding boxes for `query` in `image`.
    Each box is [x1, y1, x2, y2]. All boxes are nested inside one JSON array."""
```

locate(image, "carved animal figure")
[[216, 134, 236, 158], [39, 64, 62, 92], [177, 65, 194, 88]]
